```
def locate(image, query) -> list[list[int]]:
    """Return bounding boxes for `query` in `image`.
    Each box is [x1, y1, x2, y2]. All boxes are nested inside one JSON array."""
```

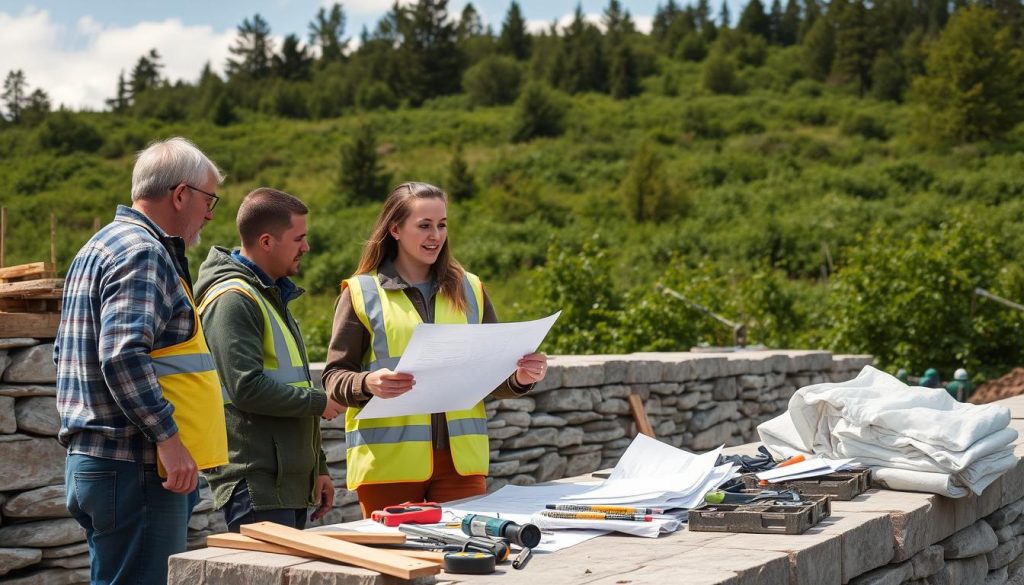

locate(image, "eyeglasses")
[[171, 183, 220, 212]]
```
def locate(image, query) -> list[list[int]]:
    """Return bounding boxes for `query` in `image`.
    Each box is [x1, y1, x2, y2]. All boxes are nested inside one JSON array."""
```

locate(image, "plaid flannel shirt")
[[54, 205, 195, 464]]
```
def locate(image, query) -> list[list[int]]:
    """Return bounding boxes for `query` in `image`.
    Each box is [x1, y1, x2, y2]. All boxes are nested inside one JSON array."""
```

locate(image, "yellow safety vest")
[[197, 278, 313, 402], [343, 271, 489, 489], [149, 277, 229, 478]]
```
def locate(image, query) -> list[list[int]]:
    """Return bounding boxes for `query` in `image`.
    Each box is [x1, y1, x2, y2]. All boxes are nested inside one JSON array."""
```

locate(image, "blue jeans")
[[223, 479, 307, 533], [65, 454, 198, 585]]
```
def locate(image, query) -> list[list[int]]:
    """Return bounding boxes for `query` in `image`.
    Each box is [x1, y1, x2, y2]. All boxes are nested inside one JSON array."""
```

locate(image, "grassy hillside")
[[2, 37, 1024, 380]]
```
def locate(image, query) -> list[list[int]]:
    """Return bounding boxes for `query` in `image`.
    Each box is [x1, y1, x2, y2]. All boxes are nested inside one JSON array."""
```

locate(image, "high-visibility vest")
[[197, 278, 313, 402], [343, 271, 489, 489], [150, 277, 229, 478]]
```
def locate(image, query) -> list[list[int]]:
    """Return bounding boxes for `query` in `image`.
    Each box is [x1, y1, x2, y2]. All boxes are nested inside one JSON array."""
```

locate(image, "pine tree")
[[720, 0, 732, 28], [832, 0, 875, 96], [338, 123, 392, 203], [602, 0, 636, 37], [22, 88, 50, 125], [738, 0, 771, 39], [911, 5, 1024, 143], [497, 1, 531, 60], [273, 34, 313, 80], [226, 14, 275, 80], [105, 70, 131, 113], [609, 43, 640, 99], [620, 142, 675, 223], [768, 0, 784, 43], [554, 5, 608, 94], [778, 0, 801, 45], [457, 3, 484, 40], [130, 49, 163, 96], [396, 0, 464, 105], [2, 70, 27, 122], [448, 143, 476, 200], [309, 3, 348, 63], [803, 16, 835, 80]]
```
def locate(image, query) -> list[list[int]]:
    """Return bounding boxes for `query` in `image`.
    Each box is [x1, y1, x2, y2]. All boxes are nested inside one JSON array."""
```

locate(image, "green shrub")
[[463, 55, 522, 106], [37, 112, 103, 155], [356, 81, 398, 111], [509, 83, 567, 142]]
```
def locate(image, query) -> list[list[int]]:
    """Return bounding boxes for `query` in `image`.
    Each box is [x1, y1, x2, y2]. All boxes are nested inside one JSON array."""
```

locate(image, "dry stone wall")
[[0, 339, 870, 583]]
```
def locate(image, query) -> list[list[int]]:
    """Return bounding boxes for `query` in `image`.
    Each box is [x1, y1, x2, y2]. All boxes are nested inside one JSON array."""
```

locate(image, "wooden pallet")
[[688, 494, 831, 535], [741, 468, 872, 501], [0, 262, 62, 338]]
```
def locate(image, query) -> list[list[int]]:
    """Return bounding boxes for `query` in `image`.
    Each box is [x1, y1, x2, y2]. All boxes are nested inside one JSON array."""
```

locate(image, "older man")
[[54, 137, 228, 585]]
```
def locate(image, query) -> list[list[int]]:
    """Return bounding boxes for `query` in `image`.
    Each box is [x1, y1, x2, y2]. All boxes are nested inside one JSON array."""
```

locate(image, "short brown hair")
[[237, 188, 308, 246]]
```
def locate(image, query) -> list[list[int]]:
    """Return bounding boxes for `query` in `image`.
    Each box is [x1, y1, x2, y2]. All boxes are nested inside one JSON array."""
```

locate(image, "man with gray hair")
[[54, 137, 229, 585]]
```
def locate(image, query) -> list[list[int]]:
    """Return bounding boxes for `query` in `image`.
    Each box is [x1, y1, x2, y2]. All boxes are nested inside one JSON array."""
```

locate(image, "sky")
[[0, 0, 738, 111]]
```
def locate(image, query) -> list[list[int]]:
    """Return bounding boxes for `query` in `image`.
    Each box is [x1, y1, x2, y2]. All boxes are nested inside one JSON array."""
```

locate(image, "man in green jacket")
[[195, 187, 342, 532]]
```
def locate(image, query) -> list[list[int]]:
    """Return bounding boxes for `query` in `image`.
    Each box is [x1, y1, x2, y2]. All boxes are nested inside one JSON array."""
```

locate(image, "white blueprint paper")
[[356, 312, 560, 420]]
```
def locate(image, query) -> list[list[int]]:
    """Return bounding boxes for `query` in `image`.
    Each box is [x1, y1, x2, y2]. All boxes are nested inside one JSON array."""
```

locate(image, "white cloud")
[[526, 11, 652, 35], [323, 0, 409, 16], [0, 7, 235, 111]]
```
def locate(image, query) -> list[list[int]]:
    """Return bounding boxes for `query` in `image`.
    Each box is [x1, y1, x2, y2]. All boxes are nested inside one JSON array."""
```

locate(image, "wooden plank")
[[317, 531, 407, 544], [207, 533, 317, 559], [0, 313, 60, 338], [0, 262, 53, 281], [241, 521, 440, 580], [0, 279, 63, 299], [628, 393, 656, 438], [207, 533, 445, 564]]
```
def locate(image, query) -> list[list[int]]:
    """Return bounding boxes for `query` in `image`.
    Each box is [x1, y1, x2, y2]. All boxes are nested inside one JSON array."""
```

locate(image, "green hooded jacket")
[[195, 246, 329, 511]]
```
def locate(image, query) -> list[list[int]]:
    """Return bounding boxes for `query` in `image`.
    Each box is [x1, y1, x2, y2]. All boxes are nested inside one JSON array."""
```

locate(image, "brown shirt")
[[322, 261, 532, 449]]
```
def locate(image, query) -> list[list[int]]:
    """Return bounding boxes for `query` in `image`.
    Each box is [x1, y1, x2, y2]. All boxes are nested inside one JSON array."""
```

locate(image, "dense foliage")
[[3, 0, 1024, 383]]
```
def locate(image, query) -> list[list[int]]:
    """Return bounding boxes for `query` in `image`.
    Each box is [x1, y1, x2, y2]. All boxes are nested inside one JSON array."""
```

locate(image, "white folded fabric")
[[757, 366, 1019, 497]]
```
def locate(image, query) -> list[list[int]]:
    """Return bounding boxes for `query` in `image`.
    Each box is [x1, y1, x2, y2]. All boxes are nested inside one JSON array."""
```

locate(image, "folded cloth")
[[757, 366, 1019, 497]]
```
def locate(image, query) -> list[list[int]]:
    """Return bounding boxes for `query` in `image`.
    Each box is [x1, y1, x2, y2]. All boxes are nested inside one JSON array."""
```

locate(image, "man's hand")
[[322, 398, 344, 420], [156, 433, 199, 494], [365, 369, 415, 398], [514, 352, 548, 386], [310, 474, 335, 522]]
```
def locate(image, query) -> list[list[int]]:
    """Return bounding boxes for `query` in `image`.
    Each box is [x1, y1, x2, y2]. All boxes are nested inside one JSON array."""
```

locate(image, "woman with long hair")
[[322, 182, 548, 516]]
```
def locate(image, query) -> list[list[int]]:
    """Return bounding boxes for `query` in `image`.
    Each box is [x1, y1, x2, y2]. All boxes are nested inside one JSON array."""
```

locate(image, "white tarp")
[[757, 365, 1019, 497]]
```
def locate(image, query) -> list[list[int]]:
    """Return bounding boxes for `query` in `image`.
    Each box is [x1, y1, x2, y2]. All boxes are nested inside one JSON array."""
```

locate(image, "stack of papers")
[[755, 457, 856, 483]]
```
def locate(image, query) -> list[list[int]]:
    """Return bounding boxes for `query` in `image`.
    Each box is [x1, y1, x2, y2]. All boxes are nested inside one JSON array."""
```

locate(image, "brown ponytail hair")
[[353, 182, 468, 313]]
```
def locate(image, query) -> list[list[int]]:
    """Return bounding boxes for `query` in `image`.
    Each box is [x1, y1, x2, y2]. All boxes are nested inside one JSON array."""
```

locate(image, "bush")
[[840, 113, 889, 141], [356, 81, 398, 111], [703, 52, 739, 95], [37, 112, 103, 155], [463, 55, 522, 107], [509, 83, 567, 143]]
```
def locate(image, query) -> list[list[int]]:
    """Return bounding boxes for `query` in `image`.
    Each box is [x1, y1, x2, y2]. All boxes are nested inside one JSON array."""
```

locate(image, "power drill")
[[461, 514, 541, 548]]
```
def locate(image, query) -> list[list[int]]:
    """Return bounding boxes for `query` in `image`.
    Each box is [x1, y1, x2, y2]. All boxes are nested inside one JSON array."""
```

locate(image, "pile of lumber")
[[207, 522, 443, 579], [0, 262, 63, 338]]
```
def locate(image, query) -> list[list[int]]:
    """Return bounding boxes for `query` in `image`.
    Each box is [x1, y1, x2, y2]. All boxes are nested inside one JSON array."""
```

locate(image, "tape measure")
[[370, 501, 442, 527], [442, 551, 496, 574]]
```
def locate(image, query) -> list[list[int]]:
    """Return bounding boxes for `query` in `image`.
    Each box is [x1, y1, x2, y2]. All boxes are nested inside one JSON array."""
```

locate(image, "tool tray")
[[688, 493, 831, 535], [740, 468, 871, 501]]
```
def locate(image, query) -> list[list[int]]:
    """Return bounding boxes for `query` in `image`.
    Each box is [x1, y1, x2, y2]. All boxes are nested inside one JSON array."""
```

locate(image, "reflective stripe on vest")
[[342, 271, 489, 489], [150, 277, 229, 476], [198, 278, 311, 403]]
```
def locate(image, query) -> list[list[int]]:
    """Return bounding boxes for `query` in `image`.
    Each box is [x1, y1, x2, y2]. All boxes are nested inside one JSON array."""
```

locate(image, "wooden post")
[[628, 393, 656, 438], [50, 213, 57, 269], [0, 207, 6, 268], [92, 216, 100, 233]]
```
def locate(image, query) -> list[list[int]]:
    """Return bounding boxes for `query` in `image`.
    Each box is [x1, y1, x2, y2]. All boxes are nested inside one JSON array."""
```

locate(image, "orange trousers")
[[356, 448, 486, 518]]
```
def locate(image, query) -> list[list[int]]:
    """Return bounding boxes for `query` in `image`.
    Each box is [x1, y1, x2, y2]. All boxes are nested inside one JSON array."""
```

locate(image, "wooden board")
[[0, 262, 53, 282], [317, 531, 407, 544], [0, 279, 63, 299], [207, 533, 446, 563], [241, 522, 440, 580], [0, 312, 60, 338], [627, 393, 656, 438]]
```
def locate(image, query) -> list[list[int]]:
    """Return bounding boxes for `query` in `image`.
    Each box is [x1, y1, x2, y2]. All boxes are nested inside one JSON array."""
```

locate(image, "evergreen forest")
[[2, 0, 1024, 382]]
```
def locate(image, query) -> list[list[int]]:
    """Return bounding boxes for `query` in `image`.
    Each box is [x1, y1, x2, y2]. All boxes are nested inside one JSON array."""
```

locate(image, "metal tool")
[[399, 524, 510, 561], [370, 502, 442, 527], [442, 551, 497, 574], [461, 514, 542, 548], [704, 489, 801, 505], [511, 547, 533, 570]]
